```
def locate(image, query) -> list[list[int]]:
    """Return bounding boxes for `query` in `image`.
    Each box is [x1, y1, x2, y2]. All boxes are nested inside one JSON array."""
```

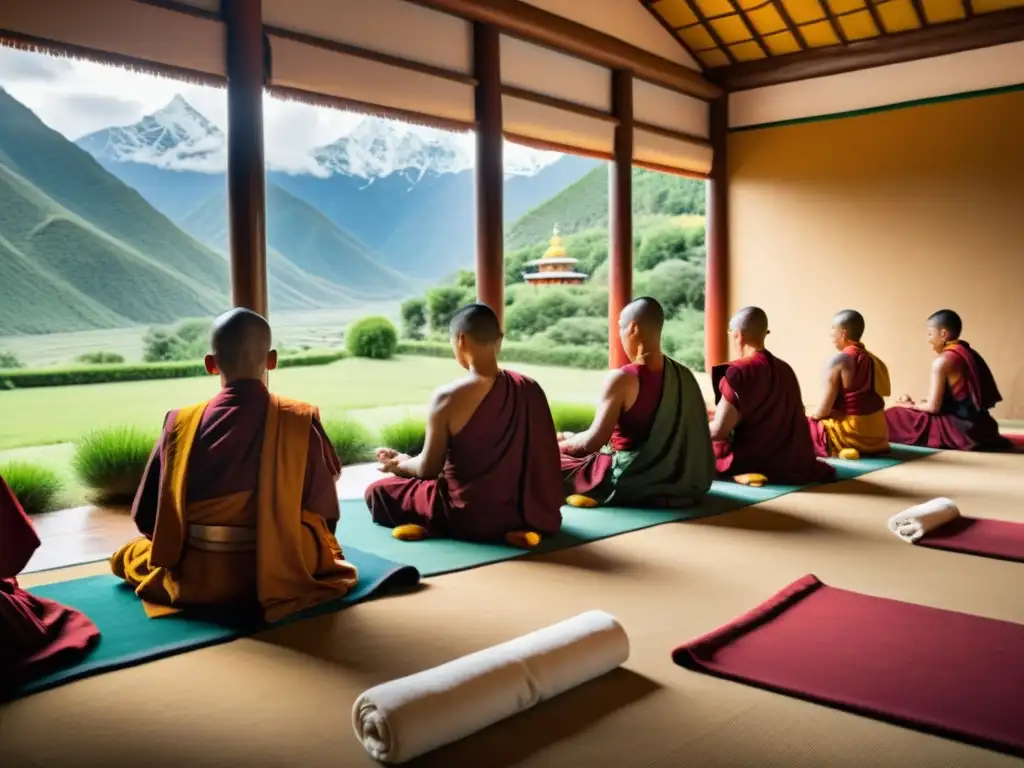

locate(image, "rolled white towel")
[[887, 497, 960, 543], [352, 610, 629, 764]]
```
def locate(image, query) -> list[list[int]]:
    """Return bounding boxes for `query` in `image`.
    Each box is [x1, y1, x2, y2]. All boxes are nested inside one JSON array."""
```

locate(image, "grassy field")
[[0, 306, 397, 368], [0, 355, 609, 508]]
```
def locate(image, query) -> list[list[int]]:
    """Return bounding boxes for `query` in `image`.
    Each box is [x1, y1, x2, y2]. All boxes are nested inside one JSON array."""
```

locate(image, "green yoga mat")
[[10, 547, 420, 701], [338, 444, 936, 577]]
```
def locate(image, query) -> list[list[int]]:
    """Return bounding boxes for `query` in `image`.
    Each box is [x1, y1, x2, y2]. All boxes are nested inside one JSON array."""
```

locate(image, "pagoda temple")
[[522, 225, 588, 286]]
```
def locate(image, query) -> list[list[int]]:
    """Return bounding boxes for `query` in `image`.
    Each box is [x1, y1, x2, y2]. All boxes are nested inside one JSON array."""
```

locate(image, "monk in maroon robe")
[[2, 474, 99, 689], [560, 297, 713, 506], [111, 309, 357, 621], [710, 307, 836, 485], [365, 304, 563, 543], [885, 309, 1009, 451]]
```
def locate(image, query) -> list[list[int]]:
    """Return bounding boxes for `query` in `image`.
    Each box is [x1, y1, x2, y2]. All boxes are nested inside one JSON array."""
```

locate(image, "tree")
[[426, 286, 469, 334], [0, 350, 24, 369], [635, 225, 690, 271], [455, 270, 476, 289], [636, 259, 705, 315], [400, 298, 427, 340]]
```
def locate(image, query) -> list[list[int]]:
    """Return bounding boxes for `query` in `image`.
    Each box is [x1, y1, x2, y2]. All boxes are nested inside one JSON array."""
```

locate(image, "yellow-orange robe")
[[111, 382, 357, 622], [809, 342, 891, 457]]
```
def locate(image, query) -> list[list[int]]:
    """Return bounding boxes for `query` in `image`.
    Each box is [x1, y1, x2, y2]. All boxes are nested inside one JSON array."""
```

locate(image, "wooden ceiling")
[[641, 0, 1024, 73]]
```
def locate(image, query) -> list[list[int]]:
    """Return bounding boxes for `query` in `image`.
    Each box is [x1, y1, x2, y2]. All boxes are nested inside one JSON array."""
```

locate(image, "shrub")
[[143, 319, 210, 362], [400, 298, 427, 341], [455, 270, 476, 289], [634, 259, 706, 315], [504, 287, 598, 338], [321, 415, 376, 465], [662, 308, 706, 371], [0, 350, 25, 369], [635, 225, 691, 271], [346, 316, 398, 360], [0, 462, 63, 515], [397, 340, 608, 370], [425, 285, 472, 333], [2, 351, 346, 389], [544, 316, 607, 347], [549, 402, 596, 433], [379, 416, 427, 456], [72, 426, 159, 502], [76, 351, 126, 365]]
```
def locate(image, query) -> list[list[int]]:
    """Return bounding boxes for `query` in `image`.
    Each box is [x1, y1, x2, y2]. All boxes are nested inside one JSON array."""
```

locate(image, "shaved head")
[[928, 309, 962, 339], [620, 297, 665, 335], [450, 303, 502, 345], [833, 309, 865, 342], [730, 306, 769, 340], [210, 308, 272, 379]]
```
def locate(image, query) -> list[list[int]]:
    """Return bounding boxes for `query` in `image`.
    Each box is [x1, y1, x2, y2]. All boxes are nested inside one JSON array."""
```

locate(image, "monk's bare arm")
[[708, 398, 740, 441], [810, 354, 848, 420], [559, 370, 632, 456], [915, 356, 950, 414], [395, 390, 452, 479]]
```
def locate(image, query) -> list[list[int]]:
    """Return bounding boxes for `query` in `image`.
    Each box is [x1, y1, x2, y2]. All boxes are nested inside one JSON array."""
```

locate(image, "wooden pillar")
[[473, 23, 504, 324], [705, 95, 729, 368], [608, 69, 633, 368], [224, 0, 268, 316]]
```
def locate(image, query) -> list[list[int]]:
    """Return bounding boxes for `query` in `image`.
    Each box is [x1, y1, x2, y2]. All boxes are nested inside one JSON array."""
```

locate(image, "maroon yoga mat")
[[918, 517, 1024, 563], [672, 575, 1024, 756]]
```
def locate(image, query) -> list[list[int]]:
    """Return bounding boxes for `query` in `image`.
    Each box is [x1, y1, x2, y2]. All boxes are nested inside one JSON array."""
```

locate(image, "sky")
[[0, 45, 554, 173]]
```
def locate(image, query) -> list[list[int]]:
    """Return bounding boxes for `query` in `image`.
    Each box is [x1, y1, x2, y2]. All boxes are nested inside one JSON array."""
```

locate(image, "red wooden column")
[[224, 0, 268, 316], [473, 23, 504, 324], [608, 69, 633, 368], [705, 95, 729, 368]]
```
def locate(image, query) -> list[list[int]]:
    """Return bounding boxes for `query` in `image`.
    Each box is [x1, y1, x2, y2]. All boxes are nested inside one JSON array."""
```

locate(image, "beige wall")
[[728, 89, 1024, 419]]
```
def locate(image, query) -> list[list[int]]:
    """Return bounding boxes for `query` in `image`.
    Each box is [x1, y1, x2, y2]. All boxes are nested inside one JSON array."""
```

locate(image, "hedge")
[[396, 341, 607, 370], [72, 426, 159, 502], [0, 350, 348, 390], [0, 461, 64, 515]]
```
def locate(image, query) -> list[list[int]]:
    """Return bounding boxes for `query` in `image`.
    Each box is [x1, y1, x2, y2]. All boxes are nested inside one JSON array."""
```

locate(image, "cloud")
[[0, 47, 74, 82]]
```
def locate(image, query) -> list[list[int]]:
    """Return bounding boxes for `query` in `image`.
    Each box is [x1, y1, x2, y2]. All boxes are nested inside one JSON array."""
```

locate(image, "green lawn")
[[0, 355, 608, 508]]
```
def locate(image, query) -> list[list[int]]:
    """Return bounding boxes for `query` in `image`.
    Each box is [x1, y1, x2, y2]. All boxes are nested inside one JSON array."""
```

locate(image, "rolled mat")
[[353, 610, 629, 764], [672, 575, 1024, 757], [887, 497, 960, 543]]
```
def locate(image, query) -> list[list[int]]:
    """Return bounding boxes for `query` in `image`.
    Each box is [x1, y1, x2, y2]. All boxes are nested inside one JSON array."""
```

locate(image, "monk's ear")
[[266, 349, 278, 371], [204, 354, 218, 375]]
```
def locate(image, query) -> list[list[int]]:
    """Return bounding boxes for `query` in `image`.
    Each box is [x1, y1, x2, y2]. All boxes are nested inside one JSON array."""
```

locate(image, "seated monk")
[[885, 310, 1010, 451], [365, 303, 563, 542], [808, 310, 891, 458], [559, 297, 714, 507], [2, 473, 99, 689], [110, 308, 358, 622], [710, 307, 836, 485]]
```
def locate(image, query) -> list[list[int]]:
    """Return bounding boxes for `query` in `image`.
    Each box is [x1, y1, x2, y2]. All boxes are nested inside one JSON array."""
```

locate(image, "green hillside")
[[505, 166, 706, 251], [0, 89, 229, 289], [180, 183, 421, 299]]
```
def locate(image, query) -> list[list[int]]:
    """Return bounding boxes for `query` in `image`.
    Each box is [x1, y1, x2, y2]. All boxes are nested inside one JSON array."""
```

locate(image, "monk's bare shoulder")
[[933, 354, 953, 374], [828, 352, 853, 372], [429, 374, 490, 412]]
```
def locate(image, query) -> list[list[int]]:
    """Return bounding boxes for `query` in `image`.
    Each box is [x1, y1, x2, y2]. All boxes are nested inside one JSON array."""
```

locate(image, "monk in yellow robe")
[[808, 310, 891, 458], [110, 308, 357, 622]]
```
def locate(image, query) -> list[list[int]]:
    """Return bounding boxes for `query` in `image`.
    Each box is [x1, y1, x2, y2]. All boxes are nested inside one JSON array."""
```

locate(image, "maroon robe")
[[365, 371, 563, 540], [714, 350, 836, 485], [560, 362, 663, 497], [884, 341, 1008, 451], [808, 342, 889, 458], [132, 379, 342, 538], [1, 475, 100, 688]]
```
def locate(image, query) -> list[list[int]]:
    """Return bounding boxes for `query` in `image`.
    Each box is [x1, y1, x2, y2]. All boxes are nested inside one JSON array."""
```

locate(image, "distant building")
[[522, 225, 588, 286]]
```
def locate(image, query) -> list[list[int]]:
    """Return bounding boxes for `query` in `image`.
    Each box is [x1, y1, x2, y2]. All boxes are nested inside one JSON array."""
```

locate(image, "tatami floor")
[[6, 451, 1024, 767]]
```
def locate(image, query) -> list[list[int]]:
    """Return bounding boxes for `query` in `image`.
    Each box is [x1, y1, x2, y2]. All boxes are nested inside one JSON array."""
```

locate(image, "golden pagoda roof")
[[543, 224, 573, 261]]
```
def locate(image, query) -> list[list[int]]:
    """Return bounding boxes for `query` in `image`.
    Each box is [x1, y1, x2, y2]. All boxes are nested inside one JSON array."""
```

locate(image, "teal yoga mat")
[[338, 444, 936, 577], [10, 547, 419, 701]]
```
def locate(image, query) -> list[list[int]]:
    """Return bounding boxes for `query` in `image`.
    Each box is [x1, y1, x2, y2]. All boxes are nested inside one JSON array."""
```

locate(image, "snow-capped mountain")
[[76, 94, 557, 180], [76, 95, 225, 172]]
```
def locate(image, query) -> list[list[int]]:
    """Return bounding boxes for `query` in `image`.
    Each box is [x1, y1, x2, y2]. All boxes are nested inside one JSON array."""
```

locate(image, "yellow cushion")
[[505, 530, 541, 549], [566, 494, 599, 508], [392, 524, 430, 541], [734, 473, 768, 487], [838, 448, 861, 460]]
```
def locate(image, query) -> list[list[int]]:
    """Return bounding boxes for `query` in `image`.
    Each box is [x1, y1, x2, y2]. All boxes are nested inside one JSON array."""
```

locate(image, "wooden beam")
[[409, 0, 721, 100], [909, 0, 928, 27], [608, 69, 633, 369], [705, 96, 728, 370], [473, 23, 504, 325], [864, 0, 886, 36], [680, 0, 738, 64], [711, 8, 1024, 91], [769, 0, 808, 50], [820, 0, 849, 44], [223, 0, 268, 316], [728, 0, 771, 57], [638, 0, 706, 67]]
